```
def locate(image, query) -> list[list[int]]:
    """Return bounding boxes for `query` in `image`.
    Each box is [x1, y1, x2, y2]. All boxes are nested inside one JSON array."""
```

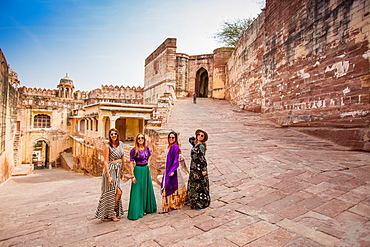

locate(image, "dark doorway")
[[33, 140, 49, 169], [115, 118, 126, 142], [195, 68, 209, 97]]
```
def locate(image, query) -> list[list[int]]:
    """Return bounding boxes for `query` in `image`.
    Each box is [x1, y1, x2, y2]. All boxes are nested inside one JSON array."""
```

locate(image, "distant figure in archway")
[[193, 93, 197, 104]]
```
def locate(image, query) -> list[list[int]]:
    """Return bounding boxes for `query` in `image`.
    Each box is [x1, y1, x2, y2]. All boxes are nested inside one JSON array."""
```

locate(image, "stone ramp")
[[0, 97, 369, 246], [60, 152, 74, 170], [11, 163, 33, 177]]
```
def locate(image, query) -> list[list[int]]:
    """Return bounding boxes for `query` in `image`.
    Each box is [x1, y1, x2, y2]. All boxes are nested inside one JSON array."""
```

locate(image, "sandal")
[[111, 216, 120, 221]]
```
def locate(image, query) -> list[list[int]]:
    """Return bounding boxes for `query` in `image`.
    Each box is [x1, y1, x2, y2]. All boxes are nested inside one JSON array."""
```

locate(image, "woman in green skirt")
[[127, 133, 157, 220]]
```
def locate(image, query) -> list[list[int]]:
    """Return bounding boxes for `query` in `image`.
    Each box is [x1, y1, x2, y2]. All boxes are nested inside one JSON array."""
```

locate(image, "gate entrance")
[[195, 68, 209, 97], [32, 139, 49, 169]]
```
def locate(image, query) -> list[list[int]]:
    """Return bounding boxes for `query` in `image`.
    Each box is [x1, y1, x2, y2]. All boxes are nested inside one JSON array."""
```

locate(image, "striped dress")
[[95, 142, 124, 219]]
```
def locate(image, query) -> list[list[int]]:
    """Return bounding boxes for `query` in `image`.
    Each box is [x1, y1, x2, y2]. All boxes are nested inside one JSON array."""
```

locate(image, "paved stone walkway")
[[1, 98, 369, 246]]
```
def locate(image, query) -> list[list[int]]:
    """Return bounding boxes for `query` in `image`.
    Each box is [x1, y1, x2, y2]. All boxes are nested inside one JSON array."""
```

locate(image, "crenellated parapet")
[[74, 90, 89, 100], [85, 85, 144, 105], [18, 86, 57, 97], [100, 84, 143, 92]]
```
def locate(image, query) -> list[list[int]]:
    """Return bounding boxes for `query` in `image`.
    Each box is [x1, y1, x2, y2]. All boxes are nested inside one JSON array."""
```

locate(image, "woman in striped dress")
[[95, 128, 124, 221]]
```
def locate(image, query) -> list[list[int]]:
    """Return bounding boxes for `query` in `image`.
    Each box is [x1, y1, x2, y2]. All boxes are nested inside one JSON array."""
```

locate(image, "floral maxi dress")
[[187, 137, 210, 209]]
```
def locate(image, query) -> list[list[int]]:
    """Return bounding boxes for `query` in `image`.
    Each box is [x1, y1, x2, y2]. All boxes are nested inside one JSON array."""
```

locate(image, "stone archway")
[[32, 139, 50, 169], [195, 68, 209, 97]]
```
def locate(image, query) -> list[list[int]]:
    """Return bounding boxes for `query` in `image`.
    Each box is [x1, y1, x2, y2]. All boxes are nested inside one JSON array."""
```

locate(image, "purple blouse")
[[130, 146, 151, 165]]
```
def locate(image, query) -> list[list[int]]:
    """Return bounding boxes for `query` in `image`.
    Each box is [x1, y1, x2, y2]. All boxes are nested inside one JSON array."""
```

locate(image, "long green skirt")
[[127, 165, 157, 220]]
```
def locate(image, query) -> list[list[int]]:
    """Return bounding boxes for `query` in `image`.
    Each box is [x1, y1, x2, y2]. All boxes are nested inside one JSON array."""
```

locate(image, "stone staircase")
[[60, 152, 74, 170], [11, 131, 34, 177], [13, 131, 21, 167]]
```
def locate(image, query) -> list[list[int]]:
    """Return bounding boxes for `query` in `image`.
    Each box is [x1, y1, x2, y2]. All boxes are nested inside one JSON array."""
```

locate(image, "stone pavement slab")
[[0, 97, 369, 246]]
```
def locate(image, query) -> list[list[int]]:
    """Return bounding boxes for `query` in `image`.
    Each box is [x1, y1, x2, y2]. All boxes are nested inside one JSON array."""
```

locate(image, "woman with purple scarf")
[[159, 131, 187, 213]]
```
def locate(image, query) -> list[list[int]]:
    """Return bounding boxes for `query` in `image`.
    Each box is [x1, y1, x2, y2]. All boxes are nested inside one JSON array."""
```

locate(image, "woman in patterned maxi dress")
[[95, 128, 124, 221], [187, 129, 210, 210]]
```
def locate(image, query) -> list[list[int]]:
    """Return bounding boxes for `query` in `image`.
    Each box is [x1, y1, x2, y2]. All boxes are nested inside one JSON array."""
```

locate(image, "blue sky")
[[1, 0, 263, 91]]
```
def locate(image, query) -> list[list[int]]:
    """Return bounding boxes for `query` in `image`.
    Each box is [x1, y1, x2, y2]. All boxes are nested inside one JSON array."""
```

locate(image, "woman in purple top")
[[127, 133, 157, 220], [159, 131, 187, 213]]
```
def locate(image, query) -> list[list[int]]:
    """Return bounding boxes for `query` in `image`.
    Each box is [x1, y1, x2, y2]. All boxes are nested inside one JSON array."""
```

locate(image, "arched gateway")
[[195, 68, 209, 97], [32, 138, 50, 168]]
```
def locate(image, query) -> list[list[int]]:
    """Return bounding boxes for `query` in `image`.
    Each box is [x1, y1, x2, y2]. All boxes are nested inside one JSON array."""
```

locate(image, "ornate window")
[[34, 114, 51, 128]]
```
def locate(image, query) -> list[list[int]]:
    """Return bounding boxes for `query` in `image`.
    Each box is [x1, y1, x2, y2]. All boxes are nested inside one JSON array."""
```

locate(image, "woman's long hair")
[[196, 131, 207, 151], [134, 133, 147, 157], [167, 131, 179, 148], [108, 128, 120, 147]]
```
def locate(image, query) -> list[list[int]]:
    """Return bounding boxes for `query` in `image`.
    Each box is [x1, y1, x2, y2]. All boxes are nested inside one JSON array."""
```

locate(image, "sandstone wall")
[[145, 128, 171, 185], [145, 128, 187, 186], [144, 38, 177, 104], [86, 85, 143, 105], [72, 137, 105, 176], [146, 38, 232, 100], [188, 54, 214, 97], [18, 91, 82, 165], [0, 50, 18, 183], [226, 12, 265, 112], [213, 47, 235, 99], [226, 0, 370, 150], [176, 54, 190, 97]]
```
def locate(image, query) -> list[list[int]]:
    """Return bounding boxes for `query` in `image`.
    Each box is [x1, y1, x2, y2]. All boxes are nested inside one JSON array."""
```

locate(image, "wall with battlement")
[[226, 0, 370, 150], [86, 85, 143, 105]]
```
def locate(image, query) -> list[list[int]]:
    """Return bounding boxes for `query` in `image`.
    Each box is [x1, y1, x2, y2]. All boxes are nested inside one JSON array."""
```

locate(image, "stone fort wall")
[[0, 49, 18, 183], [226, 0, 369, 150], [145, 38, 234, 101], [144, 38, 177, 104]]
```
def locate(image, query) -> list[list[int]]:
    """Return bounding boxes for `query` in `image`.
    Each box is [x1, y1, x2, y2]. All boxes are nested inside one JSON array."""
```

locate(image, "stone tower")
[[57, 74, 75, 98]]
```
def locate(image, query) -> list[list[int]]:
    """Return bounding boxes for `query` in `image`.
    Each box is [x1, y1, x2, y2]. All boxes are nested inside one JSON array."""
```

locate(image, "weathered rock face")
[[226, 0, 370, 151]]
